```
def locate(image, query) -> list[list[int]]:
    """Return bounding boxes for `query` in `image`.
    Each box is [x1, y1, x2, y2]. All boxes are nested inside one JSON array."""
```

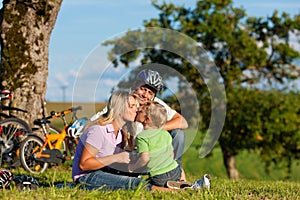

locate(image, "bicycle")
[[0, 90, 31, 167], [19, 106, 87, 174]]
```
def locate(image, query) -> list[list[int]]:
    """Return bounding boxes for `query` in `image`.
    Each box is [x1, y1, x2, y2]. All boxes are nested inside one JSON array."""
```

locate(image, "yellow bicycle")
[[19, 106, 86, 174]]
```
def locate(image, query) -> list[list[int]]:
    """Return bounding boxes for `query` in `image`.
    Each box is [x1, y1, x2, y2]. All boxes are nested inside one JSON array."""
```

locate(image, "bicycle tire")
[[19, 135, 49, 174], [0, 117, 31, 167]]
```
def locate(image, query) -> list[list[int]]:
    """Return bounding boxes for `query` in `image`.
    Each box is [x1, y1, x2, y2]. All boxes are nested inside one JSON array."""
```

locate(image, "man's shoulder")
[[153, 96, 163, 103], [153, 97, 169, 108]]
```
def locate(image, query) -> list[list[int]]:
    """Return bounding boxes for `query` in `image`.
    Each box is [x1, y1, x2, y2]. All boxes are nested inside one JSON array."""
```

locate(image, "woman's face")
[[123, 96, 139, 122]]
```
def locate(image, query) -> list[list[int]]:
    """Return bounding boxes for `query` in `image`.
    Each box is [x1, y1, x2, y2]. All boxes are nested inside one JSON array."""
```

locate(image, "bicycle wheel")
[[0, 117, 31, 167], [19, 135, 49, 174]]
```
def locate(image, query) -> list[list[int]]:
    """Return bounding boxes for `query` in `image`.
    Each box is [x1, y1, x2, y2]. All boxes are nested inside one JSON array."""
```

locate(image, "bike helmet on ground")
[[0, 170, 13, 189], [67, 117, 88, 138], [133, 69, 163, 93], [13, 175, 39, 190]]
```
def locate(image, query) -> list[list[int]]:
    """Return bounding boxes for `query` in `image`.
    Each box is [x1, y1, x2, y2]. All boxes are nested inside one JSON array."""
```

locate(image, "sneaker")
[[189, 174, 210, 190], [166, 181, 191, 189]]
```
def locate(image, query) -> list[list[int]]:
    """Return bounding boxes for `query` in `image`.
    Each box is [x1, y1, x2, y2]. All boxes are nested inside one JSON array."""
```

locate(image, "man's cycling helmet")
[[0, 170, 13, 189], [67, 117, 88, 138], [134, 69, 163, 93]]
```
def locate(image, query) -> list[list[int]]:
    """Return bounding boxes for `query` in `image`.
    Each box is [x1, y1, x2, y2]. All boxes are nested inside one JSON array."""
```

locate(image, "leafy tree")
[[103, 0, 300, 178], [201, 87, 300, 179], [0, 0, 63, 126]]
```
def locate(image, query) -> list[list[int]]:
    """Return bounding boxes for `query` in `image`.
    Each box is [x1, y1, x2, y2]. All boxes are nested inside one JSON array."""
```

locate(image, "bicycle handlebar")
[[47, 106, 82, 119], [33, 106, 83, 126]]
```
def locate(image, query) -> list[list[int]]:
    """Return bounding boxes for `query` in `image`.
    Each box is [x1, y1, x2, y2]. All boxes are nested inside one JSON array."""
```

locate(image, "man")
[[91, 69, 188, 181]]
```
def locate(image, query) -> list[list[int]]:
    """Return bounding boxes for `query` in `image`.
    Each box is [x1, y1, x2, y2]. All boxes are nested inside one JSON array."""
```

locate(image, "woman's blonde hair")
[[84, 90, 137, 129]]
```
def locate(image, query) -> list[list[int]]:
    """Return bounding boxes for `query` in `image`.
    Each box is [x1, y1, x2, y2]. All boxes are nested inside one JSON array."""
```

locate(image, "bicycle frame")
[[35, 129, 67, 159], [19, 106, 83, 174], [32, 106, 81, 161]]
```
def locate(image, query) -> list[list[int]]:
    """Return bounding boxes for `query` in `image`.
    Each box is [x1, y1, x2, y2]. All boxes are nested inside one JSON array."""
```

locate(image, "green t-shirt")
[[136, 129, 178, 177]]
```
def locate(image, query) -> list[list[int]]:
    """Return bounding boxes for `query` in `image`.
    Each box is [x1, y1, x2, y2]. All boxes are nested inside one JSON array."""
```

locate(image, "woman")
[[72, 90, 146, 190]]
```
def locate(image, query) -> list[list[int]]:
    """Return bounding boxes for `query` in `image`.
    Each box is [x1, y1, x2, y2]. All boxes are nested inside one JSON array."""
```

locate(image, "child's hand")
[[116, 152, 130, 164]]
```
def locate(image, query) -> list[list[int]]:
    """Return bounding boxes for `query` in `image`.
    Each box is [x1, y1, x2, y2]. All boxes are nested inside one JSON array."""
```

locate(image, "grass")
[[2, 166, 300, 200], [183, 145, 300, 181], [2, 143, 299, 199], [1, 102, 296, 199]]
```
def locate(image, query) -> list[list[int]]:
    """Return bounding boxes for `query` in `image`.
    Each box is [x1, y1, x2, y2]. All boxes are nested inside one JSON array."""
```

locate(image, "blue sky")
[[46, 0, 300, 102]]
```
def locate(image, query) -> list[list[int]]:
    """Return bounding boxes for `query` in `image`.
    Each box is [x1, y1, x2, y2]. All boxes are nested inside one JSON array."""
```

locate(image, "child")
[[128, 101, 210, 189]]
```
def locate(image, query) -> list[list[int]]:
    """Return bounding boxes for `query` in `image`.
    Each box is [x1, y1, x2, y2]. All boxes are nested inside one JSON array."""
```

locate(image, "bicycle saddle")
[[33, 118, 51, 125]]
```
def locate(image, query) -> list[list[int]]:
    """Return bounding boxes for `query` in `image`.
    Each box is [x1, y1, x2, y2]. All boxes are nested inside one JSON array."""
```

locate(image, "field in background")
[[45, 101, 106, 127]]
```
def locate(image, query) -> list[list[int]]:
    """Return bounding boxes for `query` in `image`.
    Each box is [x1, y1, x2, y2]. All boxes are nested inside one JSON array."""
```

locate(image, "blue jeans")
[[169, 129, 185, 166], [150, 165, 181, 187], [75, 170, 150, 191]]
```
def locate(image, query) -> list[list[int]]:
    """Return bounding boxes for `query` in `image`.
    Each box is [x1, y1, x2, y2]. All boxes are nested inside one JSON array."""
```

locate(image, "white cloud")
[[290, 32, 300, 51], [99, 78, 119, 87], [55, 73, 69, 87]]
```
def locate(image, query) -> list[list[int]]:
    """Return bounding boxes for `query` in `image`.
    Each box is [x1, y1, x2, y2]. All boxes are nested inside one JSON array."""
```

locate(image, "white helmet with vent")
[[67, 118, 88, 138], [134, 69, 163, 93]]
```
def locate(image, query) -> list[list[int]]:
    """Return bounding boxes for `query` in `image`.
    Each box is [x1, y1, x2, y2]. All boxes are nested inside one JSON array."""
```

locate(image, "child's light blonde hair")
[[144, 101, 167, 129]]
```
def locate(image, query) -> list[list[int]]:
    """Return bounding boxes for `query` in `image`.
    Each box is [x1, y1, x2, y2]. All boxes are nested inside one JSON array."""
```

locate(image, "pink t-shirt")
[[72, 124, 123, 181]]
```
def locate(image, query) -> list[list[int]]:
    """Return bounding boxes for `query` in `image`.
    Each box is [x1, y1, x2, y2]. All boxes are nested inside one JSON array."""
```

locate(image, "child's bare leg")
[[180, 168, 186, 182]]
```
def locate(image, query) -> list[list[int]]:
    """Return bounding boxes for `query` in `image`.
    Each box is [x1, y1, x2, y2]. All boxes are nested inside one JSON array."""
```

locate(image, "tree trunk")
[[0, 0, 63, 126], [221, 147, 239, 179]]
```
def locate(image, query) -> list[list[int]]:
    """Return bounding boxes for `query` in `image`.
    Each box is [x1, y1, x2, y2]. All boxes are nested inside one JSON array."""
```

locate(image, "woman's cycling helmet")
[[134, 69, 163, 93]]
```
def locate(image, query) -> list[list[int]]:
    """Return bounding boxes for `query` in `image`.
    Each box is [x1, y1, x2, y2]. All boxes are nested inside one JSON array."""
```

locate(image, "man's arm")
[[163, 112, 188, 131], [154, 97, 188, 130]]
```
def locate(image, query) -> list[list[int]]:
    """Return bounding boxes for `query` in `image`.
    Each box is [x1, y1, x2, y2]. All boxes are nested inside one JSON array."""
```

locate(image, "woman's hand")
[[80, 144, 130, 171]]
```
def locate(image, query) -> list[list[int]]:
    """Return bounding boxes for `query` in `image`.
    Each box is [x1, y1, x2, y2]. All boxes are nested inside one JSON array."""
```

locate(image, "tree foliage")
[[201, 87, 300, 177], [103, 0, 300, 178]]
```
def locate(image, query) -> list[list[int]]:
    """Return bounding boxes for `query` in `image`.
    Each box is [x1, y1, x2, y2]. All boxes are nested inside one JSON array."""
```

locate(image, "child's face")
[[135, 106, 148, 123]]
